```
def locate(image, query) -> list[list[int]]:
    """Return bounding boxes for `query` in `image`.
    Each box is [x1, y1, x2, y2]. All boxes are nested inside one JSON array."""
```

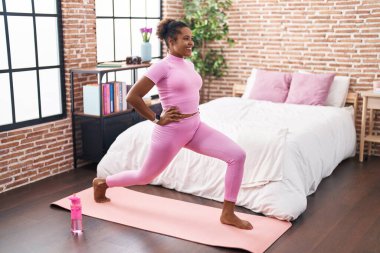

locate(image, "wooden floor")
[[0, 156, 379, 253]]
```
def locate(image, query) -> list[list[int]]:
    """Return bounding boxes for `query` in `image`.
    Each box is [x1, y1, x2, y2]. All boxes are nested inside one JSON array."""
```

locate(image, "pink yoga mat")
[[52, 187, 291, 253]]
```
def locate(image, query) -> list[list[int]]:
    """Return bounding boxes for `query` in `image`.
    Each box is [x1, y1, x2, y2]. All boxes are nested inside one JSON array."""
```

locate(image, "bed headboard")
[[345, 92, 358, 120], [232, 84, 358, 119]]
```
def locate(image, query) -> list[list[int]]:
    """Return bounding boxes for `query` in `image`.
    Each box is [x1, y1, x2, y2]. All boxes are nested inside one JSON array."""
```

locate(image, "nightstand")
[[359, 91, 380, 162], [232, 84, 245, 97]]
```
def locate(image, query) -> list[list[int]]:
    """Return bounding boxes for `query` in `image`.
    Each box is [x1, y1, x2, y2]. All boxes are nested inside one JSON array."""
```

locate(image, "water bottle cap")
[[69, 194, 81, 205]]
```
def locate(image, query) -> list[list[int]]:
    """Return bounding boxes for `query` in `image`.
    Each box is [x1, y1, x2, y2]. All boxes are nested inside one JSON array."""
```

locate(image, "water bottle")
[[69, 194, 83, 235]]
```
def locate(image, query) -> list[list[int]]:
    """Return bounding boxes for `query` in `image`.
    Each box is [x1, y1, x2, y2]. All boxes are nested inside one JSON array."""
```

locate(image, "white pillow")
[[325, 76, 350, 107], [298, 70, 350, 107], [242, 68, 257, 98]]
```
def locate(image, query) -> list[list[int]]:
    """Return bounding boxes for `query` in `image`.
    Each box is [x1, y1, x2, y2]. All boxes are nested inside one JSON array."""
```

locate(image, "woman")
[[93, 19, 253, 230]]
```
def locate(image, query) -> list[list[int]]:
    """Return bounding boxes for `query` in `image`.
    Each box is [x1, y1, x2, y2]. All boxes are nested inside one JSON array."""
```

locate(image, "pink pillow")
[[285, 72, 335, 105], [248, 69, 292, 103]]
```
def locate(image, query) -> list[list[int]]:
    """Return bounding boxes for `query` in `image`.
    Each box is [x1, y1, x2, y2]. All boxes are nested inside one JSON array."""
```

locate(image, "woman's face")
[[169, 27, 194, 58]]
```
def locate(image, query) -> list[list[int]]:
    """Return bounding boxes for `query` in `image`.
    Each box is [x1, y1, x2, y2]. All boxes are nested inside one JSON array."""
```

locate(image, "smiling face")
[[168, 27, 194, 58]]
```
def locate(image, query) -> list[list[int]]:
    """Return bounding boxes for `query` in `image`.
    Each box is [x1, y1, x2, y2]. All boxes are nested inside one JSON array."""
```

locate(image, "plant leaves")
[[182, 0, 234, 79]]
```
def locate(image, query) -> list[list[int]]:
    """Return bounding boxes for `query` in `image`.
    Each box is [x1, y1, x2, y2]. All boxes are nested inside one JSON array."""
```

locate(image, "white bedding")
[[97, 97, 356, 221]]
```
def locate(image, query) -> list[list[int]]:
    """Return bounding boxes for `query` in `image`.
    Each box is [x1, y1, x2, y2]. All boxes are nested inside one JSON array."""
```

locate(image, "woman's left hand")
[[157, 106, 184, 125]]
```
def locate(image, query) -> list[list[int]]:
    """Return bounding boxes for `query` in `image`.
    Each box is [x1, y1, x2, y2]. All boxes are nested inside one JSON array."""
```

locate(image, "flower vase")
[[140, 42, 152, 63]]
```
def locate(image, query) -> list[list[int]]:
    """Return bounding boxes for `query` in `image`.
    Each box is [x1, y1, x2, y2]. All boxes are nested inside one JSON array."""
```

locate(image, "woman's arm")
[[126, 76, 182, 125]]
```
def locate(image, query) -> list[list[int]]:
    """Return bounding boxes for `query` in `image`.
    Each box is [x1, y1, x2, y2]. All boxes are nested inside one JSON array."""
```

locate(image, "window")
[[0, 0, 65, 131], [95, 0, 162, 98]]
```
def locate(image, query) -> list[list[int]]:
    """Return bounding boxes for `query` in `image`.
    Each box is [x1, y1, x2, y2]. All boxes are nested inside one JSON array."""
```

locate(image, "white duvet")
[[97, 97, 356, 221]]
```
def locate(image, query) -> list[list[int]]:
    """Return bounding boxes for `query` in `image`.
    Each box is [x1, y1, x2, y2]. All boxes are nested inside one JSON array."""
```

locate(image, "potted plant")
[[182, 0, 234, 102], [140, 27, 152, 62]]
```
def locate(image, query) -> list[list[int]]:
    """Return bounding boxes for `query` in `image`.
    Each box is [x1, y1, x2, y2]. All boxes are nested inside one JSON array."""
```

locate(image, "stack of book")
[[83, 82, 132, 116], [96, 61, 127, 68]]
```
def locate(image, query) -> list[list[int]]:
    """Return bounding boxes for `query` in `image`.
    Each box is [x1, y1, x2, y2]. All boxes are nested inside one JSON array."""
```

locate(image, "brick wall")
[[166, 0, 380, 156], [163, 0, 184, 18], [0, 0, 97, 193], [208, 0, 380, 101], [0, 120, 73, 192]]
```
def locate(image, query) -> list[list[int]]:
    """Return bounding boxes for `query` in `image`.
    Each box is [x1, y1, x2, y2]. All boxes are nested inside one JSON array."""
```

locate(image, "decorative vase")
[[140, 42, 152, 63]]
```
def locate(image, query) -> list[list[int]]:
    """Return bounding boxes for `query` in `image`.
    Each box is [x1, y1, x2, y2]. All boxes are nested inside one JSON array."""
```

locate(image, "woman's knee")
[[229, 147, 246, 164], [135, 172, 156, 185], [237, 148, 246, 162]]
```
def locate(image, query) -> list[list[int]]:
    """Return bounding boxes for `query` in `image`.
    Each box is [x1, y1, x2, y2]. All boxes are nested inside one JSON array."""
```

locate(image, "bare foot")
[[220, 213, 253, 230], [93, 178, 110, 203]]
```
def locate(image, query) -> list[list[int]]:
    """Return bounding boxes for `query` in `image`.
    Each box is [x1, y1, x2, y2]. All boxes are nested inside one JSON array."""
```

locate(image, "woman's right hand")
[[157, 106, 183, 126]]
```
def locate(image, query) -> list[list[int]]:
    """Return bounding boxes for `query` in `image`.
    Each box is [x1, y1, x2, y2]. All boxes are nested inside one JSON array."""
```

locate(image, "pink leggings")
[[106, 113, 246, 202]]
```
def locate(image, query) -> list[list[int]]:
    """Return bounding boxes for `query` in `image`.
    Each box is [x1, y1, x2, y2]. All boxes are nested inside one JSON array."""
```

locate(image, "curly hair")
[[156, 19, 189, 48]]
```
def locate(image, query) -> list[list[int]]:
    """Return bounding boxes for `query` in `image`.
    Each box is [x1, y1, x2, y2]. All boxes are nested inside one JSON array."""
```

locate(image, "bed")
[[97, 69, 358, 221]]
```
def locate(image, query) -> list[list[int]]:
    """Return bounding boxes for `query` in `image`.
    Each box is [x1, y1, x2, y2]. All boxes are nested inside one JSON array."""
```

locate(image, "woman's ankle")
[[222, 200, 236, 215], [94, 177, 108, 186]]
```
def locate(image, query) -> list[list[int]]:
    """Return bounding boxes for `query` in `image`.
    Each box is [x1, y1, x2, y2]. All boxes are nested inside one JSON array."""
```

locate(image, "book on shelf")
[[83, 81, 130, 116], [96, 61, 127, 68], [83, 84, 100, 116], [110, 83, 114, 113], [103, 83, 110, 115], [126, 84, 132, 109], [114, 82, 120, 112]]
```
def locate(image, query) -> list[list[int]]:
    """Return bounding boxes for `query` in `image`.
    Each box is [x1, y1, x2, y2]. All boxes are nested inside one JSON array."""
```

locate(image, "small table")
[[232, 84, 246, 97], [359, 91, 380, 162]]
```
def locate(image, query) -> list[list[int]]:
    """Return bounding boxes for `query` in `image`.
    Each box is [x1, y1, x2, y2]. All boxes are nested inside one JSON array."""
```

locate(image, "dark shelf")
[[70, 65, 161, 168]]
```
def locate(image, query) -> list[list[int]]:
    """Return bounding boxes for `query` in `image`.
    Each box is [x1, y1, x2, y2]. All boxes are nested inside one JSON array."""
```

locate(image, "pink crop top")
[[145, 54, 202, 114]]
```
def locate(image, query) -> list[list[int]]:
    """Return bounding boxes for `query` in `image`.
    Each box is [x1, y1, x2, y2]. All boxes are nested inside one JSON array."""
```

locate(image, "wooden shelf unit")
[[70, 63, 162, 168]]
